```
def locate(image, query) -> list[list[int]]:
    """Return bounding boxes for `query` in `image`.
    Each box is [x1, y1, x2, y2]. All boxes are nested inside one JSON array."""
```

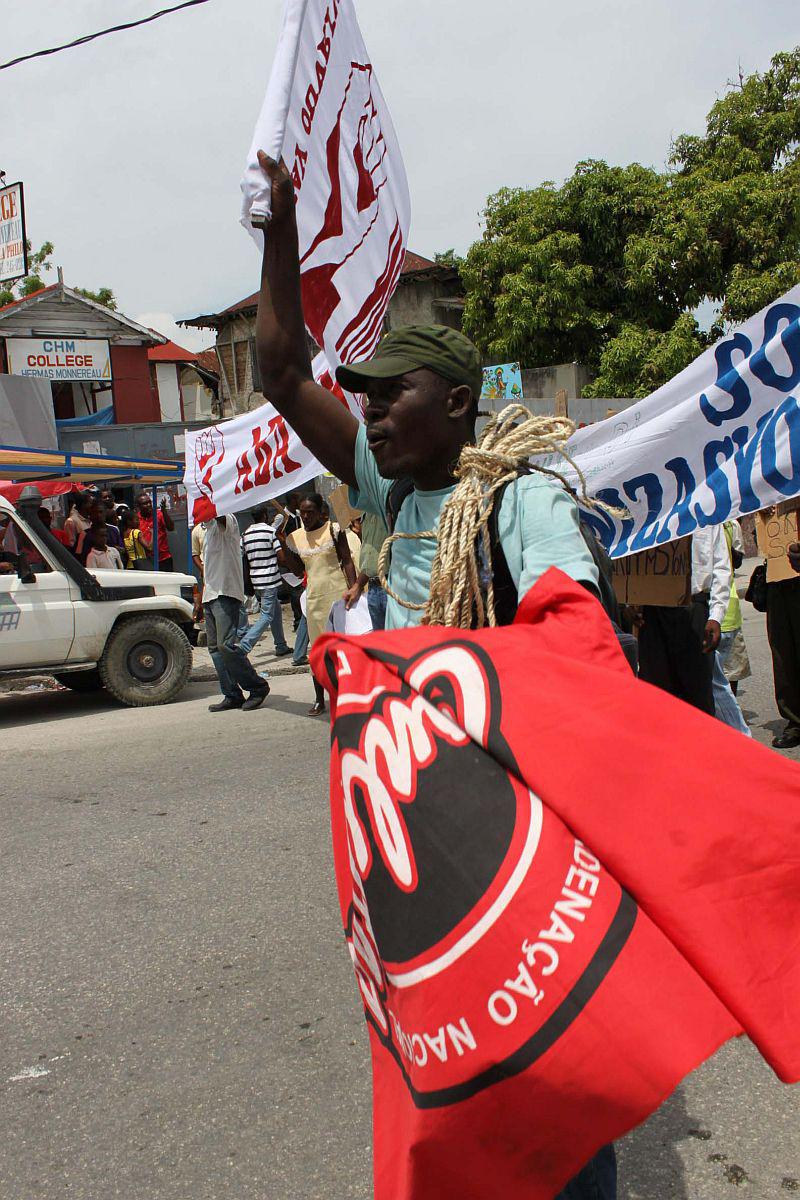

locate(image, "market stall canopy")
[[0, 444, 183, 487]]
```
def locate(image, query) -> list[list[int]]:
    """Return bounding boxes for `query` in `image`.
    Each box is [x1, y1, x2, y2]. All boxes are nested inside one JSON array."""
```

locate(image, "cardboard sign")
[[756, 504, 800, 583], [328, 482, 362, 530], [612, 536, 692, 607]]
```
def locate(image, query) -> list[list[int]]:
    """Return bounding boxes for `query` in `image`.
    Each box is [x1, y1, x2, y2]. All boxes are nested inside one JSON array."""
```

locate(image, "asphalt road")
[[1, 579, 798, 1199]]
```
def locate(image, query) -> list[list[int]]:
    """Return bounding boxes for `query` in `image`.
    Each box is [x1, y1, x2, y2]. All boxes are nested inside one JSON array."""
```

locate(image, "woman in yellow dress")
[[278, 493, 359, 715]]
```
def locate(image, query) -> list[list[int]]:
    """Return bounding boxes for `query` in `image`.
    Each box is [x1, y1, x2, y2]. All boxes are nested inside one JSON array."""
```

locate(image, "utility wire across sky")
[[0, 0, 212, 72]]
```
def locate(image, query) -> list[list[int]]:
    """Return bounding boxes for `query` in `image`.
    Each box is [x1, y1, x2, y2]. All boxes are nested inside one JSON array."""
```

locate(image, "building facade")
[[0, 282, 164, 426]]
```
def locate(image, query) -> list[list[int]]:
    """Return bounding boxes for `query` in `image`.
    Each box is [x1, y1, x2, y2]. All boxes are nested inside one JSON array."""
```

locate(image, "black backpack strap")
[[486, 464, 620, 627], [385, 476, 415, 534], [485, 476, 521, 626]]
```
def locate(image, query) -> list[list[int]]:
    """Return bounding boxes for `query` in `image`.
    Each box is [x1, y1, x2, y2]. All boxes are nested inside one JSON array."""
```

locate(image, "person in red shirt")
[[136, 492, 175, 571]]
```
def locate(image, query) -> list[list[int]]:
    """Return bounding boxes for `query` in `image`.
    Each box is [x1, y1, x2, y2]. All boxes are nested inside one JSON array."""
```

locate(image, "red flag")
[[311, 569, 800, 1199]]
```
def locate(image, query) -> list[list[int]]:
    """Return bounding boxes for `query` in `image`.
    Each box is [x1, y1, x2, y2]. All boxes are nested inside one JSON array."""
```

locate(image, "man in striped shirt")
[[239, 505, 292, 658]]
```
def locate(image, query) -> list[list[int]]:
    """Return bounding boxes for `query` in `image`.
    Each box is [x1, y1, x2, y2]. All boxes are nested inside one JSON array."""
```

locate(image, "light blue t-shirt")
[[349, 424, 598, 630]]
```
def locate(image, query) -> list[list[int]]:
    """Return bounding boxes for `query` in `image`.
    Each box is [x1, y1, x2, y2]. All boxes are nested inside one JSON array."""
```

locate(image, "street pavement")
[[1, 572, 798, 1199]]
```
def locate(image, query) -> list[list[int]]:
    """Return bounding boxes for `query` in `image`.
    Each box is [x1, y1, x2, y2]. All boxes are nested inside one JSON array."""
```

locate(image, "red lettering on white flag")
[[240, 0, 411, 418]]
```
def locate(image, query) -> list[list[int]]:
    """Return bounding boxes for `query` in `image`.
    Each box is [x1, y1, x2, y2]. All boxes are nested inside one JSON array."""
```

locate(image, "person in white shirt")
[[203, 514, 270, 713], [638, 525, 731, 715], [86, 525, 123, 570]]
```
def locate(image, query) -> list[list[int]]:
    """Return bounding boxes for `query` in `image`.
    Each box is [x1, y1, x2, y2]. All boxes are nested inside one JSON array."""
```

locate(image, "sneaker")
[[242, 684, 271, 712], [274, 646, 293, 657], [209, 697, 244, 712], [293, 655, 309, 666]]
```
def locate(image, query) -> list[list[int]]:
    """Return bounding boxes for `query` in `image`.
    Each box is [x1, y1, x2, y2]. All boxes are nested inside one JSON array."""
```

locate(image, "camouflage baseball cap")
[[336, 325, 483, 399]]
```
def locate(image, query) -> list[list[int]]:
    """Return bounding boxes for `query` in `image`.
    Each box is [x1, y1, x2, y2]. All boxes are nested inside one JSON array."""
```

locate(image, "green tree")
[[433, 248, 464, 271], [74, 286, 117, 310], [462, 49, 800, 397], [0, 239, 117, 310]]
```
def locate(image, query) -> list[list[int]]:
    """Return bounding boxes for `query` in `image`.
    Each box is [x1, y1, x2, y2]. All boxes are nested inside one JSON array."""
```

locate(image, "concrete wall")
[[386, 273, 463, 332], [520, 363, 593, 402]]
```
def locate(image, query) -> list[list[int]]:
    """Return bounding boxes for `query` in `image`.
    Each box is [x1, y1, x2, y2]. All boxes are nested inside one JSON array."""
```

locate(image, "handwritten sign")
[[328, 482, 361, 529], [612, 536, 692, 607], [756, 504, 800, 583]]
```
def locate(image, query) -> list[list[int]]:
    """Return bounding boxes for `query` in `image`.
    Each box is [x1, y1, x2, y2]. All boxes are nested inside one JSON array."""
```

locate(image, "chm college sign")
[[5, 337, 112, 382]]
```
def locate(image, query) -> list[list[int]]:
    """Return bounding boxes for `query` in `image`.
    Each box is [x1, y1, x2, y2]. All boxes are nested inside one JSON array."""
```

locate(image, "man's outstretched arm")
[[255, 152, 359, 487]]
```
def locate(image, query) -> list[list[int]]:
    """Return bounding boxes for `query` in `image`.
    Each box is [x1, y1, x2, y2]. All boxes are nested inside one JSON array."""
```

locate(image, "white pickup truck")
[[0, 488, 196, 706]]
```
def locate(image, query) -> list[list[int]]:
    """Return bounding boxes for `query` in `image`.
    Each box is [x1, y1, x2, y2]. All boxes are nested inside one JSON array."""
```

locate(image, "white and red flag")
[[185, 0, 410, 522], [240, 0, 411, 416]]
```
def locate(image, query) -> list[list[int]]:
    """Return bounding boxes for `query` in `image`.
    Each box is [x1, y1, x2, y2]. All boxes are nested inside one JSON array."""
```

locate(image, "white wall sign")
[[5, 337, 112, 381], [0, 182, 27, 285]]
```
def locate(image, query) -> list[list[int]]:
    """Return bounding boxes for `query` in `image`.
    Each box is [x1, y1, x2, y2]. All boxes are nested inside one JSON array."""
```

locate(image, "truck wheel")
[[54, 668, 104, 692], [100, 616, 192, 707]]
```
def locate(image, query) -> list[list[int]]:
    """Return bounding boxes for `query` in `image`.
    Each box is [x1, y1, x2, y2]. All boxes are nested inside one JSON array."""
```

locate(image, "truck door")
[[0, 514, 75, 668]]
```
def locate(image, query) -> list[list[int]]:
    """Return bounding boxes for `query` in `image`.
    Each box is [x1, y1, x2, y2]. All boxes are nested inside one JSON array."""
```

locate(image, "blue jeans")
[[557, 1145, 617, 1200], [712, 650, 751, 736], [367, 580, 387, 630], [204, 595, 267, 702], [238, 586, 289, 655], [292, 615, 309, 664]]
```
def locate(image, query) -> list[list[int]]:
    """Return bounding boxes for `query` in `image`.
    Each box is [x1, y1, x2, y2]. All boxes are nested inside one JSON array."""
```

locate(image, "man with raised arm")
[[254, 151, 615, 1198], [254, 153, 600, 634]]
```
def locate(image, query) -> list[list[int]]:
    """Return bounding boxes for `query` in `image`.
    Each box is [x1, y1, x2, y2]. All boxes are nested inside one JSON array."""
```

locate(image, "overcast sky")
[[3, 0, 798, 350]]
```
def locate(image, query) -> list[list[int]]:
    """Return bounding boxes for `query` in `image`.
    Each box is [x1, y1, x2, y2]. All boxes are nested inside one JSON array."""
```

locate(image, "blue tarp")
[[56, 405, 114, 429]]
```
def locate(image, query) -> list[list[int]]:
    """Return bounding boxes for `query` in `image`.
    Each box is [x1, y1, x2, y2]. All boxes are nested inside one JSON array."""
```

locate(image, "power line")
[[0, 0, 212, 71]]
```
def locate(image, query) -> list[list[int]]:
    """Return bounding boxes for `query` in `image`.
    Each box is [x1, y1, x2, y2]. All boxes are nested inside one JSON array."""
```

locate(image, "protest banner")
[[611, 536, 692, 606], [183, 351, 340, 524], [756, 502, 800, 583], [553, 285, 800, 558], [240, 0, 411, 419], [312, 568, 800, 1199], [187, 0, 410, 521]]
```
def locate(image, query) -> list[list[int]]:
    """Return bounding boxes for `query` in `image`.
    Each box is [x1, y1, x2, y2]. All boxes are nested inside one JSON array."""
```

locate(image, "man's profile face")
[[362, 368, 457, 480]]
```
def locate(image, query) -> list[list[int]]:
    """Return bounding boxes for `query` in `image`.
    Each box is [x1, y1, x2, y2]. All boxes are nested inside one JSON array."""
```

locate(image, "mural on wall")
[[481, 362, 523, 403]]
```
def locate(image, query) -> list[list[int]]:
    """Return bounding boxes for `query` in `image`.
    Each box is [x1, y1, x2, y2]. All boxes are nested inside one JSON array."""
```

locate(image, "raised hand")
[[256, 152, 295, 224]]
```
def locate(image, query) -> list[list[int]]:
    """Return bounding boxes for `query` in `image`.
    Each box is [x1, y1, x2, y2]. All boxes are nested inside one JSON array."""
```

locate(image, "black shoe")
[[209, 697, 244, 712], [274, 646, 293, 657], [772, 726, 800, 749], [242, 684, 270, 712], [294, 655, 309, 666]]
